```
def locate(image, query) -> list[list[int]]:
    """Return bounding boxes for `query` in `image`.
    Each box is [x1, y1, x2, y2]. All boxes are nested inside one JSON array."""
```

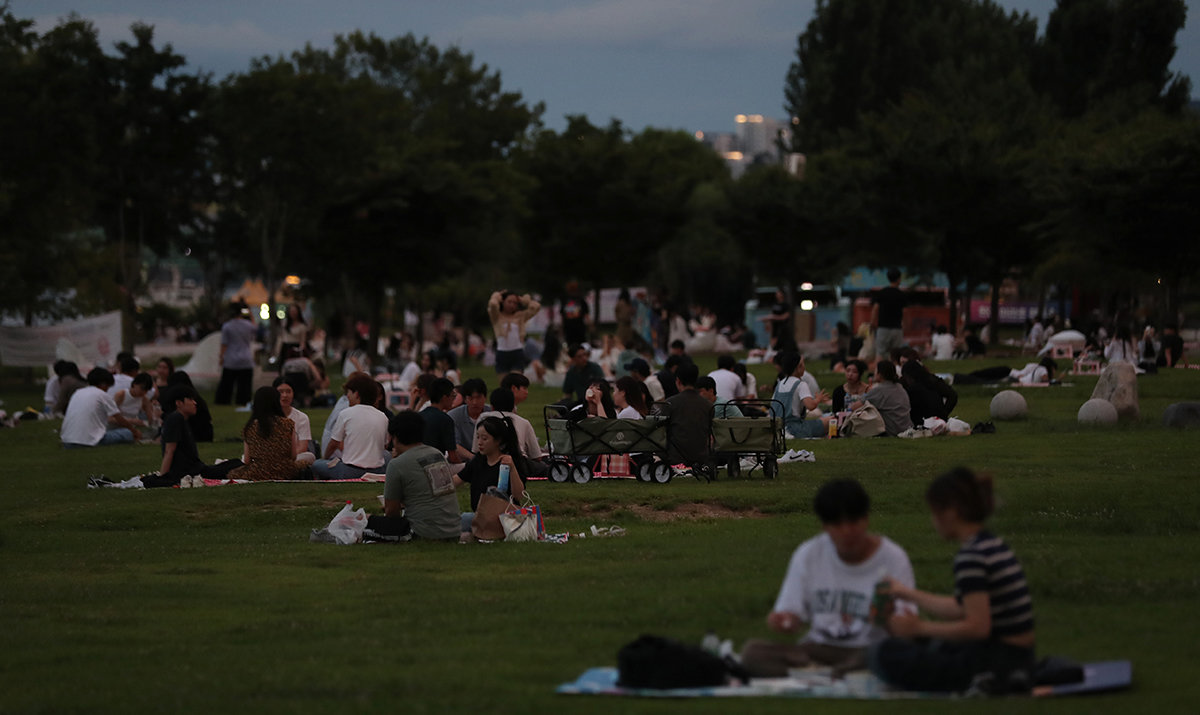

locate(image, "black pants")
[[141, 458, 244, 488], [215, 367, 253, 405], [365, 515, 412, 542], [870, 637, 1034, 692]]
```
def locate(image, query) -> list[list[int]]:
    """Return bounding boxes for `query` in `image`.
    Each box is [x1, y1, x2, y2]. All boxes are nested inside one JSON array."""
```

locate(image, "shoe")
[[192, 476, 206, 488], [796, 450, 816, 462], [739, 457, 757, 471], [671, 464, 693, 477], [179, 475, 192, 488], [87, 475, 115, 489]]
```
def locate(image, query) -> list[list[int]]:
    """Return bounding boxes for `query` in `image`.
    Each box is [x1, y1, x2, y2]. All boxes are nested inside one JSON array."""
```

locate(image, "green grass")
[[3, 358, 1200, 712]]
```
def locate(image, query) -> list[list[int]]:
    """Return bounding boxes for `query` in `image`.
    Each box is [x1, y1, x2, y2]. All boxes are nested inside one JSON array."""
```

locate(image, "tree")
[[1034, 0, 1191, 119]]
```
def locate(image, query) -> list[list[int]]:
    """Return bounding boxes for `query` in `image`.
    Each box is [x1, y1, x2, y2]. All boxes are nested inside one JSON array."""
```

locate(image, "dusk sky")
[[13, 1, 1199, 134]]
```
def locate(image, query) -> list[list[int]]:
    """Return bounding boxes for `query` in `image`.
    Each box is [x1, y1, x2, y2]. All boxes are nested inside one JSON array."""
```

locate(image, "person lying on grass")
[[870, 467, 1036, 695], [741, 478, 916, 677], [455, 416, 526, 542]]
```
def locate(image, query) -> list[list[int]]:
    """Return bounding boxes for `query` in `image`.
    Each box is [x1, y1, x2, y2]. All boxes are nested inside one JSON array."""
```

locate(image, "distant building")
[[695, 114, 793, 178]]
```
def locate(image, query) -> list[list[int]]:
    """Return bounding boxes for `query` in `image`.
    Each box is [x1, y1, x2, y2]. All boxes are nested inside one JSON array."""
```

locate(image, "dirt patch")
[[624, 503, 766, 522]]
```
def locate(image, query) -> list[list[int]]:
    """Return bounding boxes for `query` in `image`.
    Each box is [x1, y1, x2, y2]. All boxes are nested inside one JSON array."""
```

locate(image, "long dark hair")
[[477, 415, 520, 459], [614, 376, 648, 416], [776, 351, 802, 383], [588, 379, 617, 417], [246, 386, 284, 439]]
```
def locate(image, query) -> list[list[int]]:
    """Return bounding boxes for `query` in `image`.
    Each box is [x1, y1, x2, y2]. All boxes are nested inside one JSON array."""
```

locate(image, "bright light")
[[723, 151, 744, 161], [276, 309, 286, 320], [800, 300, 814, 311], [735, 114, 747, 123], [694, 131, 704, 140], [800, 282, 814, 291], [284, 274, 301, 286], [748, 114, 764, 123], [259, 303, 270, 320]]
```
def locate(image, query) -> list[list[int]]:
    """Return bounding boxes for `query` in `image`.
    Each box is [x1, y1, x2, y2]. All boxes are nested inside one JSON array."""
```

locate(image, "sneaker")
[[192, 476, 206, 488], [796, 450, 816, 462], [179, 475, 192, 488], [87, 475, 115, 489], [671, 464, 693, 477], [738, 457, 757, 471]]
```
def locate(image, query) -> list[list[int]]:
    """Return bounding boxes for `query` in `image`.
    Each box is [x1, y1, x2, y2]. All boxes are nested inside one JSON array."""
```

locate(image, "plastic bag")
[[326, 502, 367, 545], [500, 511, 538, 542]]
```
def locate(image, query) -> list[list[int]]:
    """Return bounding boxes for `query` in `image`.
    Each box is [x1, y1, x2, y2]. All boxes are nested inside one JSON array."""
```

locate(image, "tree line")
[[0, 0, 1196, 352]]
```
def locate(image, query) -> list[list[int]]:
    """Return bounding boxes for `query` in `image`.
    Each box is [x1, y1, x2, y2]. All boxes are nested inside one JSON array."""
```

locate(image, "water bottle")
[[497, 463, 510, 494]]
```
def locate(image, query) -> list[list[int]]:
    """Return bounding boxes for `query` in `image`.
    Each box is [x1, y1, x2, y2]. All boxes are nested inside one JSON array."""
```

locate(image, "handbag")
[[499, 510, 538, 542], [843, 403, 886, 438], [471, 490, 511, 541]]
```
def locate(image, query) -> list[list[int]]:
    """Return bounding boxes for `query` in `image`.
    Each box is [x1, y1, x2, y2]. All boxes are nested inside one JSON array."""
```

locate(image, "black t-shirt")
[[560, 297, 590, 344], [161, 412, 205, 480], [420, 406, 456, 454], [160, 393, 214, 443], [657, 389, 711, 464], [873, 286, 906, 329], [459, 455, 503, 511], [1161, 334, 1185, 367], [655, 369, 679, 398]]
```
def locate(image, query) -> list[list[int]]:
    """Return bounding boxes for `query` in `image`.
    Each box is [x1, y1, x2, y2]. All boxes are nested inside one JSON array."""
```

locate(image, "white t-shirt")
[[44, 374, 60, 409], [616, 405, 642, 419], [330, 404, 388, 469], [474, 410, 544, 459], [60, 386, 121, 446], [286, 407, 313, 444], [112, 389, 144, 420], [775, 376, 814, 418], [801, 371, 821, 398], [931, 333, 955, 360], [1009, 363, 1048, 385], [643, 375, 666, 403], [708, 368, 745, 402], [773, 533, 916, 649]]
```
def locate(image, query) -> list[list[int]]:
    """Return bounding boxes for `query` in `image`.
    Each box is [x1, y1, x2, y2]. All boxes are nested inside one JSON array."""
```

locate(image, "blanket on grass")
[[557, 661, 1131, 700], [191, 474, 386, 486]]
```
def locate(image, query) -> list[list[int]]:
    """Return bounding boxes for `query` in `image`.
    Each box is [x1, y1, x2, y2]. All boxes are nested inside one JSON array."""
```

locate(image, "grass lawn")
[[2, 357, 1199, 713]]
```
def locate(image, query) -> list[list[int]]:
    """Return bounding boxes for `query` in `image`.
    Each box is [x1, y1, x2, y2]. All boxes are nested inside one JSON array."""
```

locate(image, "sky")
[[12, 0, 1200, 134]]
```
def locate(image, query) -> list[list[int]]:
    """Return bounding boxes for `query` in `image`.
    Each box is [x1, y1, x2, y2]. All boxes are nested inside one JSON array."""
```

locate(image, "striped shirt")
[[953, 530, 1034, 638]]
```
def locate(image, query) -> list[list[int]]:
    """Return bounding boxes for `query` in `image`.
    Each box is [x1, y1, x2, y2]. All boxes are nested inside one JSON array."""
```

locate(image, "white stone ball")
[[989, 390, 1028, 420], [1078, 398, 1118, 425]]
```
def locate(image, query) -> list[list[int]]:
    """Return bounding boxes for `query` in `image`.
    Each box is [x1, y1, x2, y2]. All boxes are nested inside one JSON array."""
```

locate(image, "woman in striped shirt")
[[870, 467, 1035, 694]]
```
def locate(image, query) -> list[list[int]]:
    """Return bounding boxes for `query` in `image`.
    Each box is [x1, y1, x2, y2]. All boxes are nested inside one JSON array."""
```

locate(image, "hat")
[[624, 357, 651, 376]]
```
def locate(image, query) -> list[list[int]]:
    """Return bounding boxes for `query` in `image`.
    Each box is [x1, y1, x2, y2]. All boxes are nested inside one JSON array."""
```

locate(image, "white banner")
[[0, 311, 123, 368]]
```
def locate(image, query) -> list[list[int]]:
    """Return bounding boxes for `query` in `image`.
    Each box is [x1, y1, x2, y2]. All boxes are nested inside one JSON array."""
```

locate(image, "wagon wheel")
[[549, 461, 571, 483], [651, 463, 672, 484], [570, 463, 593, 484]]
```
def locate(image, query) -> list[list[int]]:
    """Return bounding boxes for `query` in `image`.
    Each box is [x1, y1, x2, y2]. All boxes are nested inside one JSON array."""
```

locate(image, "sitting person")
[[419, 377, 462, 464], [112, 372, 157, 432], [613, 375, 650, 419], [274, 377, 316, 465], [228, 386, 301, 481], [478, 387, 549, 478], [321, 371, 369, 458], [872, 467, 1035, 694], [1159, 324, 1186, 367], [697, 375, 743, 418], [160, 371, 213, 442], [830, 359, 869, 415], [61, 368, 143, 448], [367, 411, 462, 542], [930, 324, 956, 361], [653, 363, 713, 468], [131, 385, 243, 488], [770, 352, 831, 439], [447, 378, 489, 463], [456, 416, 528, 539], [901, 359, 958, 423], [52, 360, 88, 416], [560, 343, 606, 406], [742, 479, 916, 677], [864, 360, 912, 436], [312, 375, 389, 480], [281, 346, 325, 407]]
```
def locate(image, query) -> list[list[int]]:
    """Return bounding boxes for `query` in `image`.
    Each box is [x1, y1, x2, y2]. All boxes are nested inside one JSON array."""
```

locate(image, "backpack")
[[616, 634, 749, 689]]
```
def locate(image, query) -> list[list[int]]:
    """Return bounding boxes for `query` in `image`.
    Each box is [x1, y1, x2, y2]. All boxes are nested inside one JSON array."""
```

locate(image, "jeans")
[[311, 459, 372, 480]]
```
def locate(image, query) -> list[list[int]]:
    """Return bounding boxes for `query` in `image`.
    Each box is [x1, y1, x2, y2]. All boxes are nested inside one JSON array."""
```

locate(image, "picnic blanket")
[[192, 473, 386, 486], [557, 661, 1132, 700]]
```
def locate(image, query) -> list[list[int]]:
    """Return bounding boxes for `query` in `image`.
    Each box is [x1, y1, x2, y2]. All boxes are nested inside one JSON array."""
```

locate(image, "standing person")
[[228, 387, 300, 481], [560, 281, 591, 346], [216, 304, 257, 405], [312, 375, 389, 480], [371, 411, 461, 542], [872, 467, 1035, 694], [741, 479, 916, 677], [871, 269, 907, 366], [60, 368, 143, 448], [488, 290, 541, 375], [277, 303, 309, 367], [759, 288, 796, 353]]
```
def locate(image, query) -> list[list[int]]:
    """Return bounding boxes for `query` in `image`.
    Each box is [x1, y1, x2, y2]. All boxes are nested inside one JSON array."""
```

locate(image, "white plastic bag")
[[945, 417, 972, 435], [326, 502, 368, 545], [922, 416, 948, 436]]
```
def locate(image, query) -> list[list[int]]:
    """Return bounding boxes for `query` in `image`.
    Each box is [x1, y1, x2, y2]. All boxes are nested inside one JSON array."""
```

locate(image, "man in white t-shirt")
[[707, 354, 746, 403], [474, 388, 547, 470], [61, 368, 143, 448], [312, 375, 389, 480], [741, 479, 916, 677]]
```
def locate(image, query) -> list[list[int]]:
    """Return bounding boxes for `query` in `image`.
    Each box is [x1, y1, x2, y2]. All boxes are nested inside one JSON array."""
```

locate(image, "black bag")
[[616, 635, 748, 689]]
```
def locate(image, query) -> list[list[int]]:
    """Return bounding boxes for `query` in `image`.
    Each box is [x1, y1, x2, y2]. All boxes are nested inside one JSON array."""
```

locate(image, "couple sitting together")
[[743, 470, 1035, 695]]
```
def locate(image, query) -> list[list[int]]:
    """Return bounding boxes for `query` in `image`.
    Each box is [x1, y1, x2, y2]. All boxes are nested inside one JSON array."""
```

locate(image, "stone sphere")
[[1078, 398, 1118, 425], [989, 390, 1028, 420]]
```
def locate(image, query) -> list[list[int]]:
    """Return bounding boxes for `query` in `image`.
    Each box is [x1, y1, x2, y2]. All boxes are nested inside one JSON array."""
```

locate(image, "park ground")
[[1, 356, 1199, 713]]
